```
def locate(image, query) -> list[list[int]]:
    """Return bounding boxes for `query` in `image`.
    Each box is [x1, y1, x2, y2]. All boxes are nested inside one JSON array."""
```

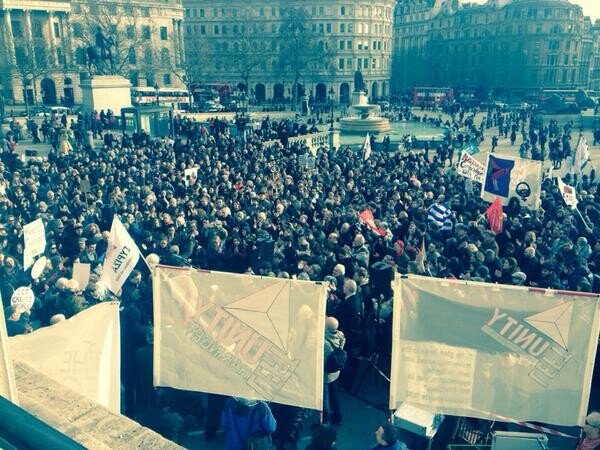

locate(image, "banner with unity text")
[[153, 266, 327, 409], [389, 276, 600, 426], [9, 302, 121, 413]]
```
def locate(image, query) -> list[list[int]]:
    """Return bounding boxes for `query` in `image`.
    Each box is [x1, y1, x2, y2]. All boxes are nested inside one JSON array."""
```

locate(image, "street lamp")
[[154, 83, 160, 106], [328, 87, 335, 131]]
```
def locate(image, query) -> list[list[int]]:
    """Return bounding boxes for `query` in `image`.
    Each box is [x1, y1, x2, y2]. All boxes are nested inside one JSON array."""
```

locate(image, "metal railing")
[[0, 396, 85, 450]]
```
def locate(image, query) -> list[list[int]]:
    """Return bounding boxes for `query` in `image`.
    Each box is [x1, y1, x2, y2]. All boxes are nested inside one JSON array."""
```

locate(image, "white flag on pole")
[[556, 177, 578, 209], [10, 302, 121, 412], [568, 135, 590, 176], [363, 133, 372, 161], [23, 218, 46, 270], [101, 216, 140, 294], [154, 266, 327, 409]]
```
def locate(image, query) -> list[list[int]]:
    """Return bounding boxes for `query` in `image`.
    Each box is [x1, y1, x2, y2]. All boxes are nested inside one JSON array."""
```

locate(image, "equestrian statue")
[[85, 27, 116, 75]]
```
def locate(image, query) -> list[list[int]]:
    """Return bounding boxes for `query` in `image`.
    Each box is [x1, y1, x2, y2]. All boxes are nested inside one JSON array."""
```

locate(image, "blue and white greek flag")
[[427, 203, 451, 228]]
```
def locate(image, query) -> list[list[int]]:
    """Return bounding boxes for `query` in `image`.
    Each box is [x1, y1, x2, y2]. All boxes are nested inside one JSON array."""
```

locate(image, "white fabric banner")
[[390, 276, 600, 426], [101, 216, 141, 294], [9, 302, 121, 413], [0, 293, 18, 404], [23, 218, 46, 270], [457, 151, 485, 183], [154, 266, 327, 410], [480, 153, 543, 209]]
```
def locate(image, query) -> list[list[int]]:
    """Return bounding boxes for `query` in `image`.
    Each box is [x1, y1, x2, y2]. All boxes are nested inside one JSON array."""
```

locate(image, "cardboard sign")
[[11, 287, 35, 312]]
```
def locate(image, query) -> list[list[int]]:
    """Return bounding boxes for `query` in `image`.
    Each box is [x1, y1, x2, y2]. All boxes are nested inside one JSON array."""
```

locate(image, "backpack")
[[325, 346, 347, 373]]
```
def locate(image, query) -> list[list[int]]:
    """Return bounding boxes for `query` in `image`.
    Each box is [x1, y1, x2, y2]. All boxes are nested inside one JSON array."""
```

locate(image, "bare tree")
[[75, 4, 149, 76], [12, 39, 48, 110], [212, 9, 271, 99], [277, 7, 335, 108], [168, 43, 206, 105]]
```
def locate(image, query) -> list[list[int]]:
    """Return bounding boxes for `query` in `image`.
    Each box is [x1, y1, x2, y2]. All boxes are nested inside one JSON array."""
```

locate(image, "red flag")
[[358, 209, 387, 237], [486, 198, 503, 234]]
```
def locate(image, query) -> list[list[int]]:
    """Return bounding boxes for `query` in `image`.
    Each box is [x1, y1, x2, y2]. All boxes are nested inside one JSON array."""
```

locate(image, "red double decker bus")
[[412, 87, 454, 106]]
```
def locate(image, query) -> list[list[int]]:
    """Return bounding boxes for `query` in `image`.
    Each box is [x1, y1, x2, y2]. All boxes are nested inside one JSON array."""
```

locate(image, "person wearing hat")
[[511, 271, 527, 286], [578, 411, 600, 449]]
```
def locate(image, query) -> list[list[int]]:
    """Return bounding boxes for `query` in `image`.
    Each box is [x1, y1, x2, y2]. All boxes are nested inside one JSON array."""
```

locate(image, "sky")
[[468, 0, 600, 21]]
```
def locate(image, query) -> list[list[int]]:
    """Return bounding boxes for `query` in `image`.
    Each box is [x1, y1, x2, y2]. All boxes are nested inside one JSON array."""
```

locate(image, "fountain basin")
[[339, 116, 392, 134]]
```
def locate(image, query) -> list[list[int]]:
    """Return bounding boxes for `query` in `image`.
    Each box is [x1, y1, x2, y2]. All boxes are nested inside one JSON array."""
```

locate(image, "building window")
[[146, 72, 155, 86], [340, 23, 345, 33], [53, 22, 60, 38], [319, 23, 324, 33], [160, 26, 168, 40], [222, 25, 227, 34], [340, 40, 345, 50], [259, 7, 264, 16], [339, 58, 344, 69], [200, 25, 206, 34], [233, 25, 238, 34], [348, 23, 352, 33], [75, 47, 85, 65], [200, 8, 204, 17], [326, 23, 331, 33], [341, 5, 345, 15], [144, 47, 153, 65], [128, 48, 137, 64], [161, 48, 170, 65], [142, 26, 151, 40], [57, 48, 65, 64], [11, 21, 23, 38], [319, 6, 324, 15], [163, 74, 171, 85], [214, 25, 219, 34], [73, 23, 83, 38], [548, 40, 559, 51], [347, 40, 352, 49], [126, 26, 135, 39]]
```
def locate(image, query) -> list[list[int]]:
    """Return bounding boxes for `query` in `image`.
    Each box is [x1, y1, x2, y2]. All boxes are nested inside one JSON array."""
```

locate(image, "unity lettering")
[[482, 307, 572, 387]]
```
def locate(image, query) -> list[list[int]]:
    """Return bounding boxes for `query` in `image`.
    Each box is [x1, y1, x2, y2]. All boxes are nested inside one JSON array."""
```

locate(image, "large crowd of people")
[[1, 100, 600, 449]]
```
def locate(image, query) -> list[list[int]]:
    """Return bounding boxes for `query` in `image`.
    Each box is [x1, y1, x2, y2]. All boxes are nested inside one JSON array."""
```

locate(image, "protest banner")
[[0, 293, 18, 404], [184, 167, 198, 187], [153, 266, 327, 409], [10, 287, 35, 312], [73, 263, 91, 291], [481, 154, 542, 209], [23, 218, 46, 269], [101, 216, 140, 294], [9, 302, 120, 413], [390, 275, 600, 426], [457, 152, 485, 183]]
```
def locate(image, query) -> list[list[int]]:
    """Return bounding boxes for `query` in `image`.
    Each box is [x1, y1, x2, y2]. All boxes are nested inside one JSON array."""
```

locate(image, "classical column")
[[171, 19, 179, 65], [47, 10, 57, 66], [2, 9, 16, 65], [178, 20, 185, 67], [58, 12, 71, 65]]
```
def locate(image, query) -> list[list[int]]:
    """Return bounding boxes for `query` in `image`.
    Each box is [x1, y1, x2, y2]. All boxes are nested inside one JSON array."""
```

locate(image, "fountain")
[[339, 70, 391, 134]]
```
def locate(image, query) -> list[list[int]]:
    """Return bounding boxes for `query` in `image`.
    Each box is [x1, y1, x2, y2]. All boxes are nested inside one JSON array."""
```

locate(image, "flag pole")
[[574, 207, 592, 233]]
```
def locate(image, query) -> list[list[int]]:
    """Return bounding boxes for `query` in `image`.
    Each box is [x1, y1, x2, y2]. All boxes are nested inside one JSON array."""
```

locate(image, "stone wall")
[[13, 361, 183, 450]]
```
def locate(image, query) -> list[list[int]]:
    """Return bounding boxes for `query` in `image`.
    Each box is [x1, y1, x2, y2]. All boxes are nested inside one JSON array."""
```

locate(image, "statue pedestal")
[[81, 75, 132, 114]]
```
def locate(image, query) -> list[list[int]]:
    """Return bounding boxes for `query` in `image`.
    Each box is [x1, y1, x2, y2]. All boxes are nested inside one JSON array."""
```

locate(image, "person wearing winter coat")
[[221, 397, 276, 450], [323, 316, 346, 426]]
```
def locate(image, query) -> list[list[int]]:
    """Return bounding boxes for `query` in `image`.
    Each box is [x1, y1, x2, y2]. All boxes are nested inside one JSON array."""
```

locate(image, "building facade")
[[392, 0, 595, 97], [182, 0, 395, 104], [0, 0, 184, 107]]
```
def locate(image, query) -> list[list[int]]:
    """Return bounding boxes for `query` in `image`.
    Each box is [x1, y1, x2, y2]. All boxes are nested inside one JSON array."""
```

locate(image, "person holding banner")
[[578, 412, 600, 450]]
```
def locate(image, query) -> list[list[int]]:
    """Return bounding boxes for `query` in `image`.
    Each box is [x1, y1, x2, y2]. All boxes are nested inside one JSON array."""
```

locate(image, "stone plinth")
[[81, 75, 132, 114]]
